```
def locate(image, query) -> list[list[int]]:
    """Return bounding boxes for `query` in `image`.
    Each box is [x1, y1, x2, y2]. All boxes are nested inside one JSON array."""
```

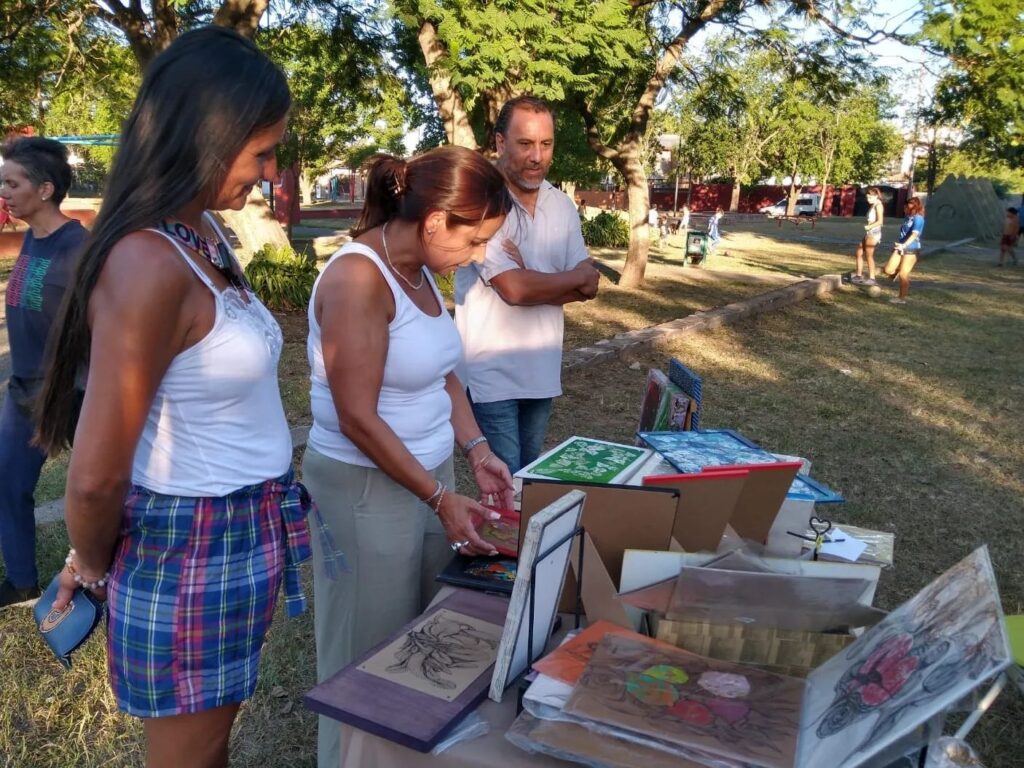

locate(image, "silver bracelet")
[[462, 435, 489, 456]]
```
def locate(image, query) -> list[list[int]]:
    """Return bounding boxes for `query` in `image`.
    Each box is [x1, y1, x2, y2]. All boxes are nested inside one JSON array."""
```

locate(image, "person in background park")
[[0, 137, 87, 608], [576, 195, 587, 218], [708, 207, 724, 251], [648, 204, 659, 240], [34, 28, 314, 768], [304, 147, 515, 768], [679, 203, 691, 234], [850, 186, 884, 285], [455, 96, 600, 473], [998, 207, 1019, 267], [0, 195, 13, 232], [880, 196, 925, 305]]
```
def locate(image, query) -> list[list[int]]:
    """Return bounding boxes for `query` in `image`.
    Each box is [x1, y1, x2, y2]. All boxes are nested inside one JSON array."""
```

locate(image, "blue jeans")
[[469, 396, 553, 475], [0, 395, 46, 587]]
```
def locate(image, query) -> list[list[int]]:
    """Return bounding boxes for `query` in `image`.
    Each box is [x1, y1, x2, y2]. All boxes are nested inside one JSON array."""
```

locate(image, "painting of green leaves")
[[526, 437, 649, 484]]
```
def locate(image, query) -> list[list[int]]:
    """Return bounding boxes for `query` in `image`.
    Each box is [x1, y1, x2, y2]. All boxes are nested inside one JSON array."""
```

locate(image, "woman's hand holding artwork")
[[437, 492, 500, 556]]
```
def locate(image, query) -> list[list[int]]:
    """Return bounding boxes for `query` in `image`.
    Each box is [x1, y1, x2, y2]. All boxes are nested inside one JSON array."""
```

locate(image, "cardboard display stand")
[[519, 480, 677, 624], [642, 469, 749, 552], [702, 461, 802, 543]]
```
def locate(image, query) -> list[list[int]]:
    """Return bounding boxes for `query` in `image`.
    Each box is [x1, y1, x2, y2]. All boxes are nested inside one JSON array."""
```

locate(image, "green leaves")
[[259, 19, 410, 179], [920, 0, 1023, 166], [243, 245, 320, 312], [581, 211, 630, 247]]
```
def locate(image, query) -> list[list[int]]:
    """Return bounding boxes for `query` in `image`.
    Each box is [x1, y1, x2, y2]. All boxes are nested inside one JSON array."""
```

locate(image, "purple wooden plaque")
[[304, 589, 510, 752]]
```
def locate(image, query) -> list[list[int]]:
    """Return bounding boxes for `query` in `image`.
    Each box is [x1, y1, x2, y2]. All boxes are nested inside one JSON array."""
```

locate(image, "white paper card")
[[820, 527, 868, 562]]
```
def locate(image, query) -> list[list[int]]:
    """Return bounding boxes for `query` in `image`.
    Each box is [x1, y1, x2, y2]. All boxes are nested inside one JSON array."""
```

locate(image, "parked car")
[[760, 193, 822, 217]]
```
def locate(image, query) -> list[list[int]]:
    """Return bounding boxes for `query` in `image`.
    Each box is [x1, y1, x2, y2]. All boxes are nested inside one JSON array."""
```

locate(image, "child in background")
[[881, 197, 925, 304], [851, 187, 884, 285], [998, 207, 1019, 267], [708, 208, 724, 249]]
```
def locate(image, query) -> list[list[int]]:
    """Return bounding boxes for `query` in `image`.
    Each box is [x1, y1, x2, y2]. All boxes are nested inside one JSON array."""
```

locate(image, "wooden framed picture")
[[489, 489, 586, 702], [304, 589, 509, 752]]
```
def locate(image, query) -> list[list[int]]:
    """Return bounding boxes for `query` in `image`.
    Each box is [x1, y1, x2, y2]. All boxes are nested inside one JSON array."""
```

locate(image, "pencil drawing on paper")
[[359, 608, 502, 701]]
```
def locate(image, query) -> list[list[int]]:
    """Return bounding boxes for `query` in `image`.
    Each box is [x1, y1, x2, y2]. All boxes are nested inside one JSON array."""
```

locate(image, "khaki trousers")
[[302, 446, 454, 768]]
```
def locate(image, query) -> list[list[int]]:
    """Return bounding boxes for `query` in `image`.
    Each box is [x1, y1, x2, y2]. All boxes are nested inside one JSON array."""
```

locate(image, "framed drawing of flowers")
[[797, 546, 1012, 768]]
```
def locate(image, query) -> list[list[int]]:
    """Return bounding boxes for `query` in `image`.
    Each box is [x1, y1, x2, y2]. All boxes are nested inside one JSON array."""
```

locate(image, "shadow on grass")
[[548, 281, 1024, 768]]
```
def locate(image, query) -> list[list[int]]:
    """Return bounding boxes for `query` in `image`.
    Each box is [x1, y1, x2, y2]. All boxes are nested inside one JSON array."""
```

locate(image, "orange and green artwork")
[[564, 634, 804, 768]]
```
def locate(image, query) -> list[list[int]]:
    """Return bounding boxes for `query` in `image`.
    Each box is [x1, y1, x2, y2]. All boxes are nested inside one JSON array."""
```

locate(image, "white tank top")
[[307, 242, 462, 470], [131, 217, 292, 496]]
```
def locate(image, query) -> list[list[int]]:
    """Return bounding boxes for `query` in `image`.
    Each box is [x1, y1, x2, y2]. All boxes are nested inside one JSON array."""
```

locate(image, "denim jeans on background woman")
[[468, 396, 553, 475], [0, 395, 46, 589]]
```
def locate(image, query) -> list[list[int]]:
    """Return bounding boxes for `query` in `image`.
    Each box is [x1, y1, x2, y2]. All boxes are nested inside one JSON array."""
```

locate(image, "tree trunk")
[[417, 21, 478, 149], [219, 187, 291, 266], [212, 0, 270, 38], [729, 180, 741, 212], [299, 171, 315, 207], [785, 160, 799, 216], [614, 150, 651, 289], [98, 0, 292, 255]]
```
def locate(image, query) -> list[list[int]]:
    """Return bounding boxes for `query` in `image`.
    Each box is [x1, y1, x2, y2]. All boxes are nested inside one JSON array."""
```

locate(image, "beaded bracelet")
[[65, 548, 111, 591], [421, 480, 444, 505], [430, 486, 447, 515]]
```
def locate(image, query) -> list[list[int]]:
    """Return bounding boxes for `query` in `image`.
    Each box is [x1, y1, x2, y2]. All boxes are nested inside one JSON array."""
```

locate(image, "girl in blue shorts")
[[881, 197, 925, 304]]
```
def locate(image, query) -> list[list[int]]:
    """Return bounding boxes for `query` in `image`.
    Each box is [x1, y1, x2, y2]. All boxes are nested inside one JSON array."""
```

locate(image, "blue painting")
[[637, 430, 843, 503]]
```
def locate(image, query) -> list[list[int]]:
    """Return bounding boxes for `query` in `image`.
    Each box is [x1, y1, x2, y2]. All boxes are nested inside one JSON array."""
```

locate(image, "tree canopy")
[[919, 0, 1024, 168]]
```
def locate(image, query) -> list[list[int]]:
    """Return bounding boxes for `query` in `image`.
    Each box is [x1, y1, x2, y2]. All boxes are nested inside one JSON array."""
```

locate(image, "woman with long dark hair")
[[303, 146, 515, 768], [35, 27, 314, 767], [0, 137, 86, 608], [881, 196, 925, 304]]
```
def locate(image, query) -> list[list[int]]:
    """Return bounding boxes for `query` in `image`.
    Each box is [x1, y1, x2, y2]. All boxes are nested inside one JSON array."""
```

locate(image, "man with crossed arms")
[[455, 95, 601, 474]]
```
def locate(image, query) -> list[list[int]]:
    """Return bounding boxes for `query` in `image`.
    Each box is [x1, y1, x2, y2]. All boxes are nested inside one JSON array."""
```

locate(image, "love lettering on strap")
[[159, 219, 246, 288]]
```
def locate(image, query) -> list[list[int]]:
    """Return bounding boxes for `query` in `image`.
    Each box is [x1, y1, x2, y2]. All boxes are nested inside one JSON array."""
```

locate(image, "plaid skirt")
[[107, 471, 313, 717]]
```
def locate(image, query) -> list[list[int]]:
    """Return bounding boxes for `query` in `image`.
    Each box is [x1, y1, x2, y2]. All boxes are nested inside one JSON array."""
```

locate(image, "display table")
[[337, 692, 566, 768]]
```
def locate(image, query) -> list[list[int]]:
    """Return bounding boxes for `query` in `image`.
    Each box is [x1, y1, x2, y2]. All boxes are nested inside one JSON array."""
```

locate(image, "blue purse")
[[34, 574, 105, 669]]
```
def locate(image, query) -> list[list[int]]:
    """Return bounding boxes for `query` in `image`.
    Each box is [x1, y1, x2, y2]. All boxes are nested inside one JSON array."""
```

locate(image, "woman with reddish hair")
[[303, 145, 516, 768], [881, 196, 925, 304]]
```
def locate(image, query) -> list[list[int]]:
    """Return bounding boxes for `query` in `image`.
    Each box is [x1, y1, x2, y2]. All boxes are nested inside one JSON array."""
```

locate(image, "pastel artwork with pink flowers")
[[798, 546, 1012, 768], [564, 633, 803, 768]]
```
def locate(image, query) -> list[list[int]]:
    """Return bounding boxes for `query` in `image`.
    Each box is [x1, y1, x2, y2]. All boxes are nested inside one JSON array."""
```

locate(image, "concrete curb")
[[920, 237, 975, 258], [562, 274, 843, 370]]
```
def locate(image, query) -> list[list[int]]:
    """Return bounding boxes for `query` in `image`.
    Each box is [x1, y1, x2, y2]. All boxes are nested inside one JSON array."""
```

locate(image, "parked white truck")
[[760, 193, 822, 217]]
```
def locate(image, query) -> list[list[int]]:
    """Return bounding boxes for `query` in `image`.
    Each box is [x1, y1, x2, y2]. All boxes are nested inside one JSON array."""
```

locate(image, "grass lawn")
[[3, 226, 1023, 766]]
